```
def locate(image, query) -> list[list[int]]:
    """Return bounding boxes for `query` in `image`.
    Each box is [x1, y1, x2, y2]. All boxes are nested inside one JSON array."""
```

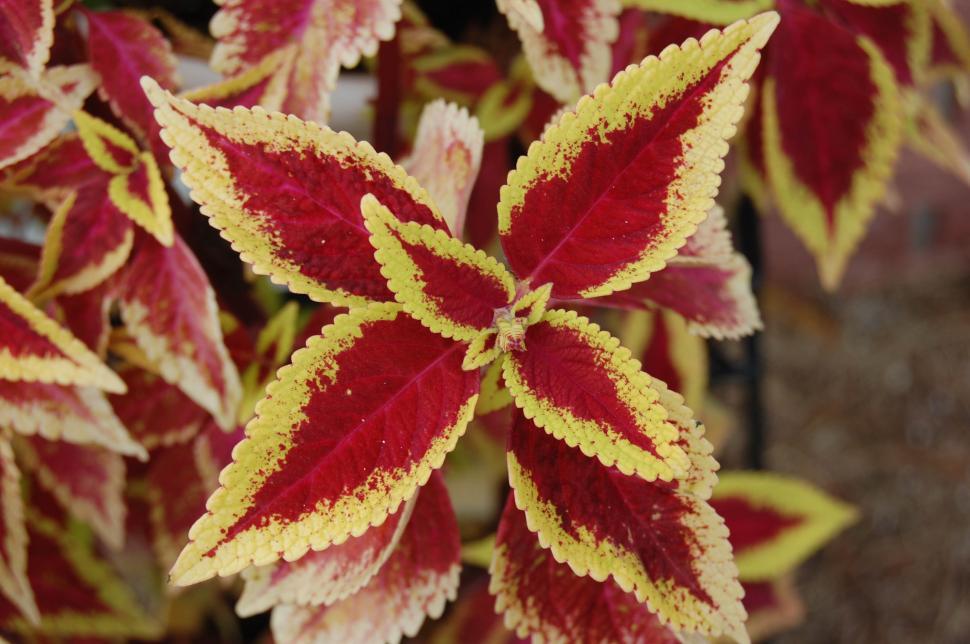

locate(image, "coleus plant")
[[139, 10, 778, 642]]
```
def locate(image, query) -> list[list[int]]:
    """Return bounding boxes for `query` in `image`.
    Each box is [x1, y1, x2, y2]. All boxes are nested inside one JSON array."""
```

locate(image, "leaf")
[[0, 273, 125, 392], [83, 8, 179, 155], [400, 99, 484, 237], [0, 237, 41, 292], [208, 0, 403, 122], [741, 576, 805, 642], [269, 472, 461, 644], [142, 81, 447, 307], [168, 303, 478, 585], [30, 187, 135, 300], [904, 90, 970, 186], [500, 0, 620, 105], [502, 308, 691, 482], [0, 509, 162, 639], [109, 366, 209, 451], [710, 471, 858, 582], [18, 436, 126, 549], [53, 281, 114, 356], [144, 441, 211, 569], [506, 413, 746, 641], [426, 578, 520, 644], [0, 132, 105, 206], [236, 489, 415, 616], [74, 110, 174, 245], [761, 2, 902, 288], [362, 194, 516, 342], [0, 379, 145, 457], [181, 48, 290, 111], [624, 0, 772, 25], [118, 235, 242, 430], [617, 309, 709, 412], [927, 0, 970, 77], [476, 355, 514, 415], [238, 301, 301, 425], [491, 497, 682, 643], [193, 418, 245, 491], [0, 435, 38, 624], [0, 0, 54, 75], [819, 0, 931, 86], [498, 13, 777, 299], [596, 206, 762, 339], [0, 64, 97, 170]]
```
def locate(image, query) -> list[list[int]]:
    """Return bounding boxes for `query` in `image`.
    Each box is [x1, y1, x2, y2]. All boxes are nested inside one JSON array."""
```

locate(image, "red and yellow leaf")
[[618, 309, 709, 411], [0, 132, 104, 206], [236, 490, 415, 617], [819, 0, 931, 86], [711, 471, 858, 582], [109, 366, 209, 451], [0, 64, 97, 170], [0, 0, 54, 75], [401, 99, 484, 237], [498, 0, 620, 104], [362, 194, 515, 342], [427, 578, 521, 644], [0, 380, 145, 457], [142, 81, 446, 307], [506, 413, 746, 640], [83, 8, 179, 153], [597, 206, 762, 339], [208, 0, 402, 122], [0, 435, 38, 624], [18, 436, 126, 549], [624, 0, 771, 25], [73, 110, 174, 245], [927, 0, 970, 78], [503, 308, 691, 482], [762, 2, 902, 288], [0, 273, 125, 392], [144, 441, 211, 569], [0, 509, 162, 639], [181, 48, 290, 112], [741, 576, 805, 642], [169, 303, 478, 585], [491, 497, 682, 643], [269, 472, 461, 644], [118, 235, 242, 430], [498, 13, 778, 299], [476, 355, 514, 415], [30, 187, 134, 300]]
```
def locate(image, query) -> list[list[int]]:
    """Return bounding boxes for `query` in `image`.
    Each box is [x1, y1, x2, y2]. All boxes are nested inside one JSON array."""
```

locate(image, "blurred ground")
[[748, 128, 970, 641]]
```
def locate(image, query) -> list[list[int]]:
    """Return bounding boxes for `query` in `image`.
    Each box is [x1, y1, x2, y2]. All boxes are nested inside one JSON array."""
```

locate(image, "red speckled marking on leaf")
[[501, 51, 737, 298], [209, 315, 475, 553], [508, 414, 712, 605], [395, 231, 511, 332], [771, 1, 876, 228], [188, 115, 445, 302], [494, 497, 681, 643], [710, 496, 803, 554], [510, 318, 664, 460], [820, 0, 918, 85]]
